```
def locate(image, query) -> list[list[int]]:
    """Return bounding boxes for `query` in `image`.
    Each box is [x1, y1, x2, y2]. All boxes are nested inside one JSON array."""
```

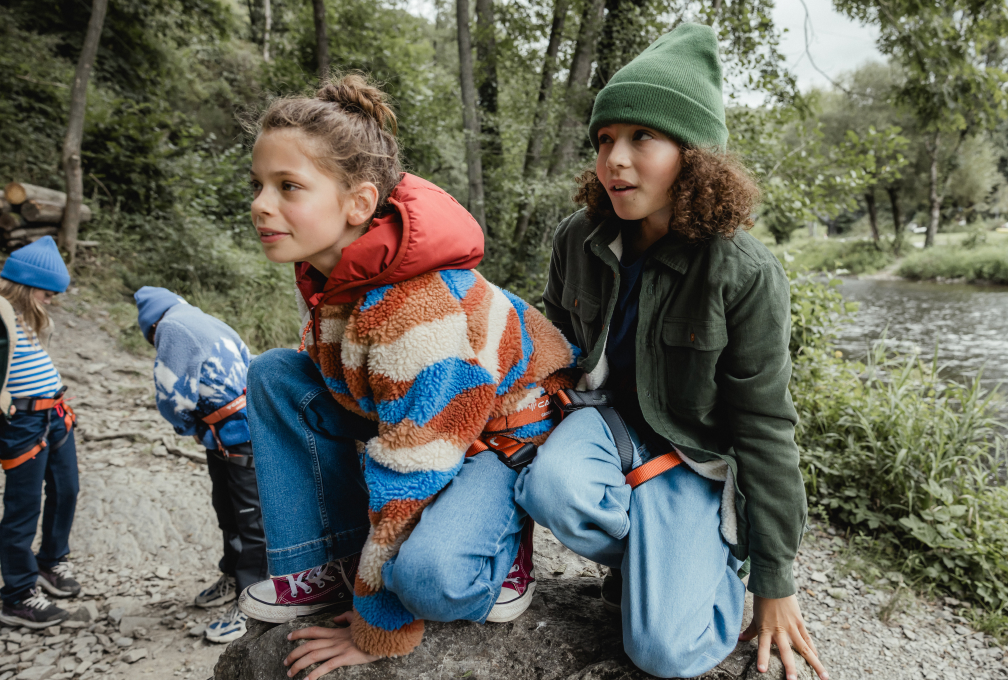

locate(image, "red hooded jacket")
[[295, 173, 484, 314]]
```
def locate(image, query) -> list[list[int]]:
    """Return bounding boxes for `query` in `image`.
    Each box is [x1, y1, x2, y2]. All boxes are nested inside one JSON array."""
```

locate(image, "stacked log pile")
[[0, 181, 92, 251]]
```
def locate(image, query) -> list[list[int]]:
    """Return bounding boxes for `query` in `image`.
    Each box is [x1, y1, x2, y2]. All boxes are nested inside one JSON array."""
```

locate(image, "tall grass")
[[788, 271, 1008, 618], [775, 239, 896, 275], [897, 245, 1008, 285]]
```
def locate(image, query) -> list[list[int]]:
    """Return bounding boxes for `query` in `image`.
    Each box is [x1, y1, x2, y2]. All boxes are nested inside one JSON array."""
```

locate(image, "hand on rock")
[[739, 594, 828, 680], [283, 611, 379, 679]]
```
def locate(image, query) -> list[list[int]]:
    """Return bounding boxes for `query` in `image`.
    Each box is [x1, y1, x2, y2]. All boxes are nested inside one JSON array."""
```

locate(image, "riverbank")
[[762, 229, 1008, 284], [0, 292, 1004, 680]]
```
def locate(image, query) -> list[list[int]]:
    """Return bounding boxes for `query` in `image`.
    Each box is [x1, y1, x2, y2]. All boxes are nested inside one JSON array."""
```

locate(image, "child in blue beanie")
[[0, 236, 82, 629], [134, 286, 267, 644]]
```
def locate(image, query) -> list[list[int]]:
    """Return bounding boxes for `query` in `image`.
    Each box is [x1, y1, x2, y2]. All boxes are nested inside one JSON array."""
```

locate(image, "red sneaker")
[[487, 519, 536, 623], [238, 554, 358, 623]]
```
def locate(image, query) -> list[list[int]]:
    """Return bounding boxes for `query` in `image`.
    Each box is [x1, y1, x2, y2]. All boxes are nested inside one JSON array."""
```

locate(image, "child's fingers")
[[775, 630, 800, 680], [288, 626, 342, 641], [331, 611, 353, 625], [792, 627, 828, 680], [306, 647, 380, 679], [738, 619, 758, 642], [287, 639, 353, 676], [284, 638, 340, 668], [755, 625, 773, 673]]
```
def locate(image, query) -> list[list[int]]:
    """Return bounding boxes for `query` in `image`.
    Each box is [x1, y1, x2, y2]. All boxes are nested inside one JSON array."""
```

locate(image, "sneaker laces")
[[208, 574, 233, 598], [335, 557, 354, 592], [51, 561, 74, 578], [24, 589, 53, 610], [286, 564, 336, 598], [503, 561, 522, 588]]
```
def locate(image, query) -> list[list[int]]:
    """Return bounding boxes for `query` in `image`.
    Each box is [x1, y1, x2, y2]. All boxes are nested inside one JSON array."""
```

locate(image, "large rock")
[[214, 578, 812, 680]]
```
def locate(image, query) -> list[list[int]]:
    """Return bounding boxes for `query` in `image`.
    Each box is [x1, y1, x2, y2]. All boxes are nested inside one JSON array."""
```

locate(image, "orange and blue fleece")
[[299, 268, 579, 657]]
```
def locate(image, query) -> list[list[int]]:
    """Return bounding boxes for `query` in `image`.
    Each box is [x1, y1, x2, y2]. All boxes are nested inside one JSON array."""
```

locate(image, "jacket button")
[[690, 332, 695, 342], [574, 299, 578, 307], [645, 390, 651, 397]]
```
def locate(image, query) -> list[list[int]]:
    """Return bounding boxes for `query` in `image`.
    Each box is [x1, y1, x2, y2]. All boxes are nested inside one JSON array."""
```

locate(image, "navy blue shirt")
[[605, 241, 661, 449]]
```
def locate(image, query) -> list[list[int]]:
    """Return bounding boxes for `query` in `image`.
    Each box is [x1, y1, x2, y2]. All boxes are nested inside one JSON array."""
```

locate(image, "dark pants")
[[0, 410, 78, 604], [206, 443, 268, 593]]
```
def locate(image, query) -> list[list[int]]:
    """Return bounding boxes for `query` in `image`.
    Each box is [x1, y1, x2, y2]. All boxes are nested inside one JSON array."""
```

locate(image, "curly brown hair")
[[573, 146, 761, 243]]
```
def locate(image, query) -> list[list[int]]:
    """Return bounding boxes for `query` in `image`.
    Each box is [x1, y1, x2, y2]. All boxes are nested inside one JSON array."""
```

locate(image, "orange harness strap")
[[625, 451, 683, 488], [200, 392, 248, 456], [481, 397, 554, 434], [2, 440, 47, 471], [201, 393, 247, 426]]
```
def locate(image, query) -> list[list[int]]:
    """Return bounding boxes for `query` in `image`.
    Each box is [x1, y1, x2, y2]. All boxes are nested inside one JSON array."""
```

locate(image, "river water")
[[834, 279, 1008, 394]]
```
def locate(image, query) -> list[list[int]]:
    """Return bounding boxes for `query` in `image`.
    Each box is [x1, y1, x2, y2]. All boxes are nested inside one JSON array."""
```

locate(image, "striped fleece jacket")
[[295, 174, 579, 658]]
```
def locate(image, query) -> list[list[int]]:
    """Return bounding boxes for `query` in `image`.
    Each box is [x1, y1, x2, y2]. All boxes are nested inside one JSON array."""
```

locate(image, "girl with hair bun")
[[239, 72, 580, 674]]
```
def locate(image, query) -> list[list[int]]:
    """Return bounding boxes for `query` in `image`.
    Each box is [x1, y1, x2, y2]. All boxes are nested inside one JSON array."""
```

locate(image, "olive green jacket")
[[543, 210, 806, 599]]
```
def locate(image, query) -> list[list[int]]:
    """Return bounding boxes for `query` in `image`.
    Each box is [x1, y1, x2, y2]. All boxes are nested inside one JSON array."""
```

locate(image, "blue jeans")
[[247, 349, 523, 623], [0, 410, 78, 603], [515, 408, 745, 679]]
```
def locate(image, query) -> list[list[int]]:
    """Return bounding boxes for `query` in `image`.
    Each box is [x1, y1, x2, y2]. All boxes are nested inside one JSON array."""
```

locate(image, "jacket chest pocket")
[[561, 285, 602, 354], [660, 318, 728, 411]]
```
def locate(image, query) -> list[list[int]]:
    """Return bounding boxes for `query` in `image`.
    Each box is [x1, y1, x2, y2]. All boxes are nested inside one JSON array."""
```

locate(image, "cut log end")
[[3, 182, 68, 206]]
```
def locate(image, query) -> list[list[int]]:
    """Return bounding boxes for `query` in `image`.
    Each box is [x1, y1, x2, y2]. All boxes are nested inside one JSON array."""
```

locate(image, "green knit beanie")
[[589, 23, 728, 151]]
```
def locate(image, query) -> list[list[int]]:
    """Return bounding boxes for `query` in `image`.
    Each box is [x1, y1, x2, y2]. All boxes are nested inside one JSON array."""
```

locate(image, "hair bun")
[[316, 73, 397, 134]]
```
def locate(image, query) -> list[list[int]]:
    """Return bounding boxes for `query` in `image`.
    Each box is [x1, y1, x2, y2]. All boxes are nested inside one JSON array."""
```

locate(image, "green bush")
[[897, 246, 1008, 285], [788, 272, 1008, 616], [777, 239, 896, 275]]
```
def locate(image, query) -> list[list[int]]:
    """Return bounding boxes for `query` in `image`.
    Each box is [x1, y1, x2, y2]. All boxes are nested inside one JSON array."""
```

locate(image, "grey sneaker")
[[601, 567, 621, 613], [204, 604, 247, 644], [0, 588, 70, 629], [37, 558, 81, 598], [195, 573, 237, 609]]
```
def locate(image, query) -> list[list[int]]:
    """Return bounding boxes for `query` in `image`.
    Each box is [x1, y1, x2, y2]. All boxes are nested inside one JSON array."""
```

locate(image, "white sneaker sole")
[[36, 576, 77, 599], [205, 626, 246, 644], [237, 588, 348, 624], [0, 611, 67, 629], [486, 579, 536, 623]]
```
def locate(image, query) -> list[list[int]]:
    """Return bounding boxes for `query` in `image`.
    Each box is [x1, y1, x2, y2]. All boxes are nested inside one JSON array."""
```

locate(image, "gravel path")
[[0, 291, 1004, 680]]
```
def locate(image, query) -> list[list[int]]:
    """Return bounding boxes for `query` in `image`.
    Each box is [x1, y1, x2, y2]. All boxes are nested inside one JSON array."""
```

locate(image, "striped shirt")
[[7, 320, 61, 398]]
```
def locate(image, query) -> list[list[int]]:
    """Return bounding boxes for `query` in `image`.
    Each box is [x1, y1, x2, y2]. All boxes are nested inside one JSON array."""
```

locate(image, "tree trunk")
[[710, 0, 722, 23], [60, 0, 107, 266], [23, 200, 92, 224], [4, 182, 67, 206], [513, 0, 570, 245], [312, 0, 329, 78], [887, 185, 902, 256], [456, 0, 486, 231], [263, 0, 272, 61], [865, 191, 879, 243], [547, 0, 606, 176], [474, 0, 501, 170], [925, 131, 940, 248]]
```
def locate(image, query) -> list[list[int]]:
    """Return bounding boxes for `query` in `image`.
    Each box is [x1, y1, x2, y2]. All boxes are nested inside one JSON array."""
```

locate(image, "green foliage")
[[788, 272, 1008, 619], [896, 246, 1008, 285], [775, 240, 896, 276]]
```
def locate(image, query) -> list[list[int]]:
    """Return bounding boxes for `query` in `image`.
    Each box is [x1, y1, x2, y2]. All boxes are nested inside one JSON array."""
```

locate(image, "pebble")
[[122, 648, 148, 664], [114, 637, 133, 648]]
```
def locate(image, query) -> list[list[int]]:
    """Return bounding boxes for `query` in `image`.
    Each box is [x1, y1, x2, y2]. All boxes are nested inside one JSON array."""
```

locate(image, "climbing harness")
[[466, 388, 681, 487], [200, 390, 253, 468], [2, 387, 77, 471]]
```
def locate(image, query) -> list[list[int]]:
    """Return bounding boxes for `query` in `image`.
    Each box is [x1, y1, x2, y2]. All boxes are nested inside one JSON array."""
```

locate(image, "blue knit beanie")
[[134, 286, 188, 341], [1, 236, 71, 293]]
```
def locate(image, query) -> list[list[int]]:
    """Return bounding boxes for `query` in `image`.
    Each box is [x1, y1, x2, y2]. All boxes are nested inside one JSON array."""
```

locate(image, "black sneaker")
[[601, 567, 621, 613], [0, 588, 70, 629], [195, 573, 237, 609], [37, 558, 81, 598]]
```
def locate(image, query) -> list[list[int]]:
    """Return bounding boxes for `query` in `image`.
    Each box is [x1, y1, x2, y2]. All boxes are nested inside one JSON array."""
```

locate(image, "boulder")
[[214, 578, 812, 680]]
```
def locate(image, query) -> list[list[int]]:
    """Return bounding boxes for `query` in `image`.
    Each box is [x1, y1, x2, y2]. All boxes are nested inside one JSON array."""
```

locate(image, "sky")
[[402, 0, 887, 97], [772, 0, 885, 93]]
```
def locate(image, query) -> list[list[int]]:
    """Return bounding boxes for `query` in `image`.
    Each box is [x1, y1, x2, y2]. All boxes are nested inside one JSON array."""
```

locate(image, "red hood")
[[296, 173, 484, 310]]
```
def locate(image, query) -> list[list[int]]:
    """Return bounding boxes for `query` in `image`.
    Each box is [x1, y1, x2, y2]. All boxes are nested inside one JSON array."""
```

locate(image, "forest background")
[[1, 0, 1007, 640]]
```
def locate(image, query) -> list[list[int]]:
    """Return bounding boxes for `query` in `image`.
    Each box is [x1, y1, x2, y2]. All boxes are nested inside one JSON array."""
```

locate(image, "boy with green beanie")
[[516, 23, 828, 680]]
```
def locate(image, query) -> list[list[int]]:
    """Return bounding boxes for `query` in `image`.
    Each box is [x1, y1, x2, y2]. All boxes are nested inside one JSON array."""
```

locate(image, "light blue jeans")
[[515, 408, 745, 678], [247, 348, 523, 623]]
